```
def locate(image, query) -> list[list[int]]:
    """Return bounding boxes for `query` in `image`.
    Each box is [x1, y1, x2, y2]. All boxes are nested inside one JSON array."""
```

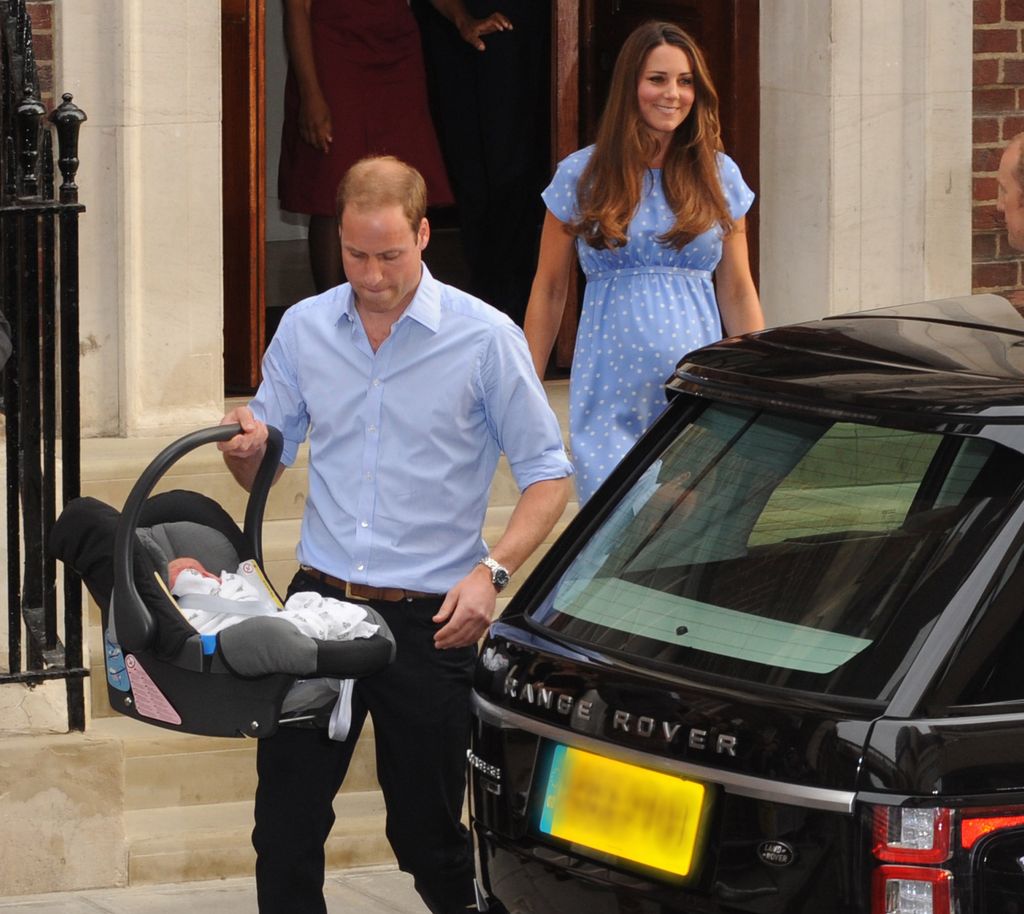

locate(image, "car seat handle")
[[112, 423, 284, 652]]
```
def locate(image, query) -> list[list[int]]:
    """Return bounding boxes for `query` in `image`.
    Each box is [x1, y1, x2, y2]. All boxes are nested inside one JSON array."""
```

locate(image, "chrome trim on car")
[[472, 692, 856, 814]]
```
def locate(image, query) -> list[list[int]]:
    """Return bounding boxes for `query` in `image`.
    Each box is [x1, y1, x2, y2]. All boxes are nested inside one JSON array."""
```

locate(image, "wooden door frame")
[[552, 1, 580, 368], [222, 0, 266, 393]]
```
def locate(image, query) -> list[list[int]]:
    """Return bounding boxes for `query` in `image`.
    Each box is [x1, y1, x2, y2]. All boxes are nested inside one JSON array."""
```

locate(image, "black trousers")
[[253, 569, 478, 914], [412, 0, 550, 327]]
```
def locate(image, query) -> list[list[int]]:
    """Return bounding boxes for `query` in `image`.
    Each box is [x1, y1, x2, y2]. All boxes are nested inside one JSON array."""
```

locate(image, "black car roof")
[[669, 294, 1024, 425]]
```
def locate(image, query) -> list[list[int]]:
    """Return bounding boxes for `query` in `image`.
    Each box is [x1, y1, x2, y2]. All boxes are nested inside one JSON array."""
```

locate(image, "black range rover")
[[469, 295, 1024, 914]]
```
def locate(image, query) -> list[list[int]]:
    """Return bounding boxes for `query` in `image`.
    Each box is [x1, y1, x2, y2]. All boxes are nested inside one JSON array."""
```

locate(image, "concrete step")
[[80, 435, 311, 523], [79, 381, 569, 520], [78, 433, 555, 521], [89, 714, 380, 809], [87, 715, 392, 885], [125, 792, 394, 885]]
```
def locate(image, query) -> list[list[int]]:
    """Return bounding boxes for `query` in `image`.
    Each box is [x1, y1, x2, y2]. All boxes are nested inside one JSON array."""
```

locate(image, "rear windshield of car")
[[529, 402, 1024, 700]]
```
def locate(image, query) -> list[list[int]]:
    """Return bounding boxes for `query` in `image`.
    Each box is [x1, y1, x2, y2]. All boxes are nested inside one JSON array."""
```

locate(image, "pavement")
[[0, 866, 428, 913]]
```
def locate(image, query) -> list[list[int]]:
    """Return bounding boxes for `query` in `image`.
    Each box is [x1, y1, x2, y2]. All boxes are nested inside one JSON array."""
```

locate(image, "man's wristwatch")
[[479, 556, 511, 592]]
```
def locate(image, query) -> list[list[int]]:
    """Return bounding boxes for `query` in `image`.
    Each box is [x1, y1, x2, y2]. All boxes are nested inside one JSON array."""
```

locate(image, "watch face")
[[493, 568, 511, 588]]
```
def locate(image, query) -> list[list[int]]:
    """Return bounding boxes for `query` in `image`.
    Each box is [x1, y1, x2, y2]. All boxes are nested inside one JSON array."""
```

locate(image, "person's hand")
[[298, 91, 332, 153], [457, 12, 513, 52], [218, 406, 268, 461], [433, 564, 498, 649]]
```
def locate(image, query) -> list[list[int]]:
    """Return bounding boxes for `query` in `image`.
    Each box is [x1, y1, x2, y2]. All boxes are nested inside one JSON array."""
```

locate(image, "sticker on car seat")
[[124, 655, 182, 725], [105, 634, 130, 692]]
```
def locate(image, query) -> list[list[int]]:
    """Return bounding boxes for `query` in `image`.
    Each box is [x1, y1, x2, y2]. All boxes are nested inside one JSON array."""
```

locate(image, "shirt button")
[[360, 520, 369, 528], [368, 425, 377, 433], [356, 564, 365, 572], [372, 378, 381, 387], [364, 472, 373, 481]]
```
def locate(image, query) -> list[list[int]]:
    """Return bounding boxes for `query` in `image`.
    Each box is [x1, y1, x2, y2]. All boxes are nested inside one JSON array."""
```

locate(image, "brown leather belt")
[[299, 565, 442, 603]]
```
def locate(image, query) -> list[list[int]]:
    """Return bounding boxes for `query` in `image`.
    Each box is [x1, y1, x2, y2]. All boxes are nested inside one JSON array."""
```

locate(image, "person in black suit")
[[414, 0, 550, 327], [0, 310, 10, 372]]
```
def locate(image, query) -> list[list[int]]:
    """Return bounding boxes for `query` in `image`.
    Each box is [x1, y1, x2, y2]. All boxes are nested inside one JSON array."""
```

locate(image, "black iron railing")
[[1, 0, 87, 729]]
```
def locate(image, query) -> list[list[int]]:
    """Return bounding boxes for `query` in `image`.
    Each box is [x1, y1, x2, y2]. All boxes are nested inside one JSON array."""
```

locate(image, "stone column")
[[760, 0, 973, 326], [55, 0, 224, 437]]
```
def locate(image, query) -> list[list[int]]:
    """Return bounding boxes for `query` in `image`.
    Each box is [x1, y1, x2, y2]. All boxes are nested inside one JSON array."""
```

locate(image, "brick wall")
[[25, 0, 55, 110], [974, 0, 1024, 306]]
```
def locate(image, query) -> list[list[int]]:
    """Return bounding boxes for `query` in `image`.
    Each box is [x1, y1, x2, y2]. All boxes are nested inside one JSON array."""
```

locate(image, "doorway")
[[220, 1, 758, 389], [221, 0, 482, 393]]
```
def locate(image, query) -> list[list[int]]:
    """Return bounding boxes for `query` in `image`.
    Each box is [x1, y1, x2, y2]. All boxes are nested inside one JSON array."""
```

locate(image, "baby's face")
[[167, 557, 221, 590]]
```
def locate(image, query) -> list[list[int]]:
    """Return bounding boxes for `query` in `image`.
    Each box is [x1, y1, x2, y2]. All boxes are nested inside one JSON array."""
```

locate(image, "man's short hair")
[[335, 156, 428, 234]]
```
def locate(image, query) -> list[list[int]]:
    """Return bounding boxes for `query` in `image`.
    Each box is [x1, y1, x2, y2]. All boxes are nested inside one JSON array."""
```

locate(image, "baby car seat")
[[50, 424, 396, 738]]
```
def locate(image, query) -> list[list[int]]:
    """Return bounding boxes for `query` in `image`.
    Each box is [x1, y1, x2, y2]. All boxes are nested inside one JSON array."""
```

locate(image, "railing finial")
[[49, 93, 87, 204], [16, 90, 45, 198]]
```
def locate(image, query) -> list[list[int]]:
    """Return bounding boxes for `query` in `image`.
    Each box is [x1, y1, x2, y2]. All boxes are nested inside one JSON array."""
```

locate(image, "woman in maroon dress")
[[279, 0, 453, 292]]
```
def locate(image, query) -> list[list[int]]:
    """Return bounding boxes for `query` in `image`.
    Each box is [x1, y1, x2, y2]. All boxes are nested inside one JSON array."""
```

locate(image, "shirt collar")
[[400, 264, 441, 333], [335, 264, 441, 334]]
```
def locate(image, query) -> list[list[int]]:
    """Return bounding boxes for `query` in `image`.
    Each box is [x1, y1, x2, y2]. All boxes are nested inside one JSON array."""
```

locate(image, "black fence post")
[[1, 4, 88, 731], [52, 92, 86, 730]]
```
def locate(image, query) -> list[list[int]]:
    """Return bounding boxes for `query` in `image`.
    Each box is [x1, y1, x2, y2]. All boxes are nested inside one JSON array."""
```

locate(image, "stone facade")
[[760, 1, 973, 326], [974, 0, 1024, 306], [56, 1, 226, 438]]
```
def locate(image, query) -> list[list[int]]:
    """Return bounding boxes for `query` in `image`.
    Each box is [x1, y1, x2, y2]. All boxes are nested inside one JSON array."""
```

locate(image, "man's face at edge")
[[997, 140, 1024, 253]]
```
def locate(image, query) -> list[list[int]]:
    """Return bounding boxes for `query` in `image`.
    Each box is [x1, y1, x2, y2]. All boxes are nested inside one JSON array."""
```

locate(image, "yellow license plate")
[[539, 744, 706, 877]]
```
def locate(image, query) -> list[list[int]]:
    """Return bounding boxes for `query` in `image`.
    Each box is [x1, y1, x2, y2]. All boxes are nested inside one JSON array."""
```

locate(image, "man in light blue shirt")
[[220, 155, 572, 914]]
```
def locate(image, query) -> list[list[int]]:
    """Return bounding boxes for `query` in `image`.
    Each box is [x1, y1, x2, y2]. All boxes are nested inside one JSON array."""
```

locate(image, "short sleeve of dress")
[[541, 146, 594, 224], [717, 153, 755, 222]]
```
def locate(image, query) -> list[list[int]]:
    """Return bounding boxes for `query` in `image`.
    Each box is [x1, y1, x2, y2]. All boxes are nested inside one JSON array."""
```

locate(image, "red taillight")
[[960, 812, 1024, 850], [872, 807, 951, 864], [871, 866, 952, 914]]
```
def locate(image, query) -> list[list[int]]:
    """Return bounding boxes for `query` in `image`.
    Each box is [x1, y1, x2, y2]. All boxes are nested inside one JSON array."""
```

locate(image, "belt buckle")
[[344, 580, 367, 602]]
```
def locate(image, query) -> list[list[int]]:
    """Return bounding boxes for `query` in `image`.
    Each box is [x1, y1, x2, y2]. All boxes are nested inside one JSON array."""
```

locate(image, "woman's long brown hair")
[[571, 22, 733, 251]]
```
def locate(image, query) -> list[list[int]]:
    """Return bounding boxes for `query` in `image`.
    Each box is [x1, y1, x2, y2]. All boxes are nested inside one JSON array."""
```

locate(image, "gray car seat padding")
[[218, 616, 320, 677], [219, 607, 397, 679], [131, 519, 398, 679], [137, 521, 241, 583], [135, 521, 323, 677]]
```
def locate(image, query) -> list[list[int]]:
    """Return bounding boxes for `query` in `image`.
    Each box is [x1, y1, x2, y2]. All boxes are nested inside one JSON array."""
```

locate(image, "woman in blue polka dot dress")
[[524, 21, 763, 503]]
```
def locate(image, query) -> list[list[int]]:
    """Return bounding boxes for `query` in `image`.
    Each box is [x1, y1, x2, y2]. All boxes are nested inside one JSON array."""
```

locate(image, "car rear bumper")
[[475, 822, 681, 914]]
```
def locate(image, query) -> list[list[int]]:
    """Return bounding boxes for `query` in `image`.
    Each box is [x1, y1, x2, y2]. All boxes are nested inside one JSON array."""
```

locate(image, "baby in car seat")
[[164, 556, 379, 738], [166, 556, 379, 642], [49, 492, 397, 740]]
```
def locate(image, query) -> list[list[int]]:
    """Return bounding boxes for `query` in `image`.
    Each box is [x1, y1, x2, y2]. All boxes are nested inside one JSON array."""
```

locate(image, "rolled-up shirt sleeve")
[[481, 321, 574, 491]]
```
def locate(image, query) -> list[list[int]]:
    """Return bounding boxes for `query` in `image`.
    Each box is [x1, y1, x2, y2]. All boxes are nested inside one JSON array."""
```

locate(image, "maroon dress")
[[278, 0, 453, 215]]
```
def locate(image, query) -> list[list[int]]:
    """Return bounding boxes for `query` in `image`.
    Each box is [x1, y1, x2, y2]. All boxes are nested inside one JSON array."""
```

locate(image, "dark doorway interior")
[[261, 2, 481, 364], [223, 1, 758, 392]]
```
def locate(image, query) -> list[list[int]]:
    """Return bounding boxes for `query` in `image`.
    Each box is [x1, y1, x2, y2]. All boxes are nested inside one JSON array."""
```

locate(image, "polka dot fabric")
[[543, 146, 754, 503]]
